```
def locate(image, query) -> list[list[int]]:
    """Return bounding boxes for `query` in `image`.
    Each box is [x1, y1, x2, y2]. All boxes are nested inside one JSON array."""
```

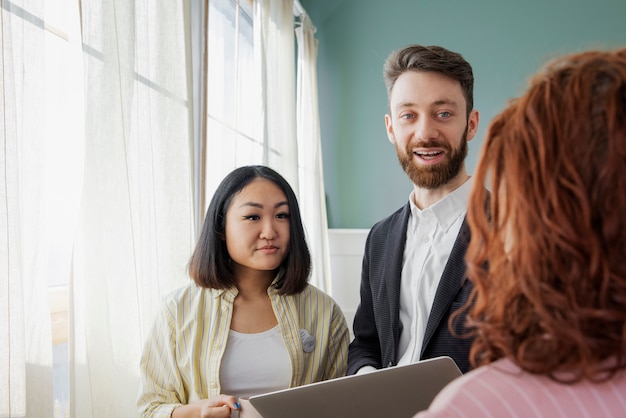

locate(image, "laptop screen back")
[[247, 356, 462, 418]]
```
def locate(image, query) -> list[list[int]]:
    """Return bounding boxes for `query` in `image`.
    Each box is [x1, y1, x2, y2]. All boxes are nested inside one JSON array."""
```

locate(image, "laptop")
[[247, 356, 462, 418]]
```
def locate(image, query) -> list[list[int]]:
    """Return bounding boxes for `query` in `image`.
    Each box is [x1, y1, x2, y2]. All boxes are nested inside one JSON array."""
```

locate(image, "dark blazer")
[[347, 202, 475, 374]]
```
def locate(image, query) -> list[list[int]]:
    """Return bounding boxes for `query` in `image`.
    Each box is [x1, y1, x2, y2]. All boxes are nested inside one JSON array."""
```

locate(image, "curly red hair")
[[463, 48, 626, 382]]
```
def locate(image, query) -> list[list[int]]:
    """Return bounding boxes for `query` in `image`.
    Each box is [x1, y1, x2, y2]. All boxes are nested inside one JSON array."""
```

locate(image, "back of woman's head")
[[466, 48, 626, 380]]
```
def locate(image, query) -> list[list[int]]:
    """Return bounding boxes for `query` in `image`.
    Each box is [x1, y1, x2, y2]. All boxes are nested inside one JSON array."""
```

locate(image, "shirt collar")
[[408, 177, 473, 232]]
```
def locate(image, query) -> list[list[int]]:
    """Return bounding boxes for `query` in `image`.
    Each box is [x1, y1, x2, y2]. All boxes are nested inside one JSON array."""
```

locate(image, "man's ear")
[[466, 110, 480, 142], [385, 114, 395, 144]]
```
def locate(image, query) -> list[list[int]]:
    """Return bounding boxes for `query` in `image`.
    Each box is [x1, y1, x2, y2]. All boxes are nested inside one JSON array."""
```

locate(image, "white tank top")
[[219, 325, 291, 399]]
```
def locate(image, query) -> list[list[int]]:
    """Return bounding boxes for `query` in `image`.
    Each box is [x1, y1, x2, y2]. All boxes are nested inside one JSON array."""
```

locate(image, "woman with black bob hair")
[[189, 165, 311, 295], [138, 165, 349, 418]]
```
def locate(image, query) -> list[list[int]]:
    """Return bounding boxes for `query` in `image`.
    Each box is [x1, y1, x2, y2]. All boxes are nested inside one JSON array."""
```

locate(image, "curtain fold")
[[72, 1, 195, 416], [1, 1, 54, 416], [295, 14, 331, 292], [253, 0, 299, 192]]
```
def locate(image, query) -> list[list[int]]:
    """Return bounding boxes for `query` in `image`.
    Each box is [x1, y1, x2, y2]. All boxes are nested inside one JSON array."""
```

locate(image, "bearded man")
[[347, 45, 480, 375]]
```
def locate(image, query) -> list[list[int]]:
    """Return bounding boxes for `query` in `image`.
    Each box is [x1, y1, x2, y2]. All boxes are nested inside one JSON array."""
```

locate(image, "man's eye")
[[400, 114, 415, 120], [438, 111, 452, 118]]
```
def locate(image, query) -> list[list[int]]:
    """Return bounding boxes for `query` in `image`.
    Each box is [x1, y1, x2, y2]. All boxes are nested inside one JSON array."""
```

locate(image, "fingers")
[[221, 398, 241, 411], [210, 394, 240, 410], [199, 404, 231, 418]]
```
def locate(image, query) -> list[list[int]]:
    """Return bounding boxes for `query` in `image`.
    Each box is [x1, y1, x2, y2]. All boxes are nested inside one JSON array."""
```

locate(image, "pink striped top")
[[414, 358, 626, 418]]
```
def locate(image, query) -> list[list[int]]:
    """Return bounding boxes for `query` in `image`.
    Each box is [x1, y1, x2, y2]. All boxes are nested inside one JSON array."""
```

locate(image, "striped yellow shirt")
[[137, 280, 349, 418]]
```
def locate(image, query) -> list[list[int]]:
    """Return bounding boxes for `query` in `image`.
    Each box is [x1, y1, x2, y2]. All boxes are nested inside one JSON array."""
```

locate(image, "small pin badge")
[[300, 329, 316, 353]]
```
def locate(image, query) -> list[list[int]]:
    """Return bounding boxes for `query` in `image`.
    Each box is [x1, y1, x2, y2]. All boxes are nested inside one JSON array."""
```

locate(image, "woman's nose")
[[259, 220, 277, 240]]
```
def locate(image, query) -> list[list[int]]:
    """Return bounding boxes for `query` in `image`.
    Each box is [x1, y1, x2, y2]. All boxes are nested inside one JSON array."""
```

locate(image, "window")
[[2, 1, 326, 416], [202, 0, 262, 210]]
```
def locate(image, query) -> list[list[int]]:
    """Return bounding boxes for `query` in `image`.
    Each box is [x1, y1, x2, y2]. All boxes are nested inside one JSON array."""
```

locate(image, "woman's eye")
[[244, 215, 260, 221], [276, 213, 290, 220]]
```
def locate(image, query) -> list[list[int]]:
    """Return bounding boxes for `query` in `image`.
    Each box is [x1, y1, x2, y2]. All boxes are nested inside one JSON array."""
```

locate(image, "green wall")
[[300, 0, 626, 228]]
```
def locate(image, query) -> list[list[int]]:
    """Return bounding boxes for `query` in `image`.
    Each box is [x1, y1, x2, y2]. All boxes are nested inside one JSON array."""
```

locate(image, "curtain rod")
[[293, 0, 305, 16], [293, 0, 316, 32]]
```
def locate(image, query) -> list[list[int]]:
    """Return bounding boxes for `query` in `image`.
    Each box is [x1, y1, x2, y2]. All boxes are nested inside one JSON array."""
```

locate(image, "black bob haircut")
[[188, 165, 311, 295]]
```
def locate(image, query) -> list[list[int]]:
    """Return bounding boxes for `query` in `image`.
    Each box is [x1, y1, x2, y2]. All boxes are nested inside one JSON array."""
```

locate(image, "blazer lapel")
[[384, 204, 410, 347]]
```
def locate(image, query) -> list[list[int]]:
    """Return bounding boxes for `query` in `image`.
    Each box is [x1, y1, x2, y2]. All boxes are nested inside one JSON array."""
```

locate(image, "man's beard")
[[395, 129, 469, 190]]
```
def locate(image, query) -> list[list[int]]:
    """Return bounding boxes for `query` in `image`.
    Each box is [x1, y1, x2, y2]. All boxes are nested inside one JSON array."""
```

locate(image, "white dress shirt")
[[397, 178, 473, 366]]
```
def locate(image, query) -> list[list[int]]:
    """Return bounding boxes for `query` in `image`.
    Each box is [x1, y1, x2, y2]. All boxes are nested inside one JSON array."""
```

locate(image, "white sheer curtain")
[[72, 1, 194, 416], [1, 1, 330, 416], [295, 12, 332, 292], [1, 1, 54, 416], [253, 0, 299, 191]]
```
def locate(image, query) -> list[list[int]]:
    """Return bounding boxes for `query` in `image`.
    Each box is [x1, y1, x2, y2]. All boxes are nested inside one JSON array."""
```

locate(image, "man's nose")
[[414, 118, 439, 141]]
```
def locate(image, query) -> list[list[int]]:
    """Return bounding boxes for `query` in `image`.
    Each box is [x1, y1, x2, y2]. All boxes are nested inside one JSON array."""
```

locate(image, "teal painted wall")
[[300, 0, 626, 228]]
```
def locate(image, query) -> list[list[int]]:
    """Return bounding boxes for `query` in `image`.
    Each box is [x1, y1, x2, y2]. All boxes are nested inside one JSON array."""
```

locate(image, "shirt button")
[[211, 382, 217, 388], [222, 306, 227, 311], [422, 236, 429, 243]]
